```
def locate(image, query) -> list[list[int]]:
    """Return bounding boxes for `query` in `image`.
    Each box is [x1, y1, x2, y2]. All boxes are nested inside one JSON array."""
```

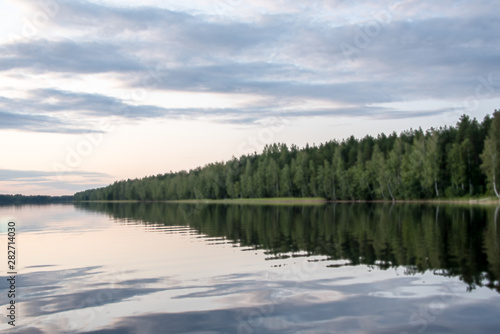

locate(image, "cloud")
[[27, 89, 166, 118], [0, 87, 461, 136], [0, 0, 499, 135], [0, 89, 171, 132], [0, 109, 97, 134], [0, 39, 144, 73], [0, 169, 111, 195], [0, 169, 109, 181]]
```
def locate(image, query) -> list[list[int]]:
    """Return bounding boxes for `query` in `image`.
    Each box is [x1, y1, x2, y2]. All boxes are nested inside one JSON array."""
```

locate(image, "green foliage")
[[74, 113, 500, 201]]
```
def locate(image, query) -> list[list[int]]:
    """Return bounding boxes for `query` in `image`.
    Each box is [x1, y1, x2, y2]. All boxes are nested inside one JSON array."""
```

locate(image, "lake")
[[1, 203, 499, 333]]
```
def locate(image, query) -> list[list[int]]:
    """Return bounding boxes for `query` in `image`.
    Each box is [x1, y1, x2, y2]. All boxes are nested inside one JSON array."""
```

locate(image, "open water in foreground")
[[1, 203, 499, 333]]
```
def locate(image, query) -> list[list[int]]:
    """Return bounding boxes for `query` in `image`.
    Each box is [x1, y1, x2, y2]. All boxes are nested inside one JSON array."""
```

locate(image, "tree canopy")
[[75, 111, 500, 201]]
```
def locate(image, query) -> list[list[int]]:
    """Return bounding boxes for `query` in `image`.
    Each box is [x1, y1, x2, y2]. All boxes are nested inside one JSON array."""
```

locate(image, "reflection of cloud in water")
[[3, 264, 500, 334], [11, 267, 165, 317], [11, 267, 488, 334], [79, 294, 500, 334], [27, 286, 163, 316], [0, 266, 168, 333]]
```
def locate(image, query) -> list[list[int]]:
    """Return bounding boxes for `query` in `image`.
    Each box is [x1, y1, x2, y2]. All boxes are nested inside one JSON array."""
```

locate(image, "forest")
[[74, 111, 500, 202], [0, 194, 74, 205]]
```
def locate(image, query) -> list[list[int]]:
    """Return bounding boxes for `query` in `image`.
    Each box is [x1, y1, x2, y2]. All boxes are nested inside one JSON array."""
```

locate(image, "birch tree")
[[481, 111, 500, 198]]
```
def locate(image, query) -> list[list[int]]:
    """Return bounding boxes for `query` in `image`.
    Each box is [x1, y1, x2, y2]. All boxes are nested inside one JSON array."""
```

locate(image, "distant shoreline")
[[75, 198, 327, 205], [73, 197, 500, 206]]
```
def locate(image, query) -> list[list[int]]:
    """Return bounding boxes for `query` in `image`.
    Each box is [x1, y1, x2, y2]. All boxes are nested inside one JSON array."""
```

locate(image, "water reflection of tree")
[[76, 203, 500, 293], [484, 206, 500, 291]]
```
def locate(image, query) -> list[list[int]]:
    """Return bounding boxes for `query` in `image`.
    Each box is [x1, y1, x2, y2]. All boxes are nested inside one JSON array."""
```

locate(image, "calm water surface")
[[1, 203, 499, 333]]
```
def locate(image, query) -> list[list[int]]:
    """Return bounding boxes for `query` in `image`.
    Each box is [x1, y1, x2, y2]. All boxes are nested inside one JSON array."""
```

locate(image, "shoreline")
[[75, 198, 328, 205], [73, 197, 500, 206]]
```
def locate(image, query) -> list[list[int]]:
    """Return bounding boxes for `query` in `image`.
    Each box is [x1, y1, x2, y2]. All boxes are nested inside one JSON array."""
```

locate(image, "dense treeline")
[[0, 194, 74, 205], [75, 111, 500, 201], [76, 202, 500, 292]]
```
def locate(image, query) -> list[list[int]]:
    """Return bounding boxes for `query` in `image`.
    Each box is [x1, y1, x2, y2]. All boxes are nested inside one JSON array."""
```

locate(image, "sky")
[[0, 0, 499, 195]]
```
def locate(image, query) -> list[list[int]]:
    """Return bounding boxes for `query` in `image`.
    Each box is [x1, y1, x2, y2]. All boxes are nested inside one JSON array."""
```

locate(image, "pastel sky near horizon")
[[1, 0, 499, 195]]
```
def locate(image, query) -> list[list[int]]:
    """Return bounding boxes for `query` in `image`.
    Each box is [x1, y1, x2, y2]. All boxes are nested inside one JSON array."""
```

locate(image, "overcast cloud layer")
[[2, 0, 499, 133]]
